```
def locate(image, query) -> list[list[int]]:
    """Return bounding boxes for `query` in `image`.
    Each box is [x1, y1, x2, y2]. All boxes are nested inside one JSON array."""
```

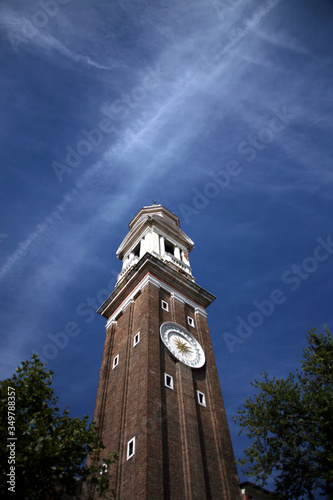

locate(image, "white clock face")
[[160, 322, 205, 368]]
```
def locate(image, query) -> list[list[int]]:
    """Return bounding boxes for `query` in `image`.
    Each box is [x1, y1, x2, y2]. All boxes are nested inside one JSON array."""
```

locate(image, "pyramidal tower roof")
[[128, 204, 180, 229]]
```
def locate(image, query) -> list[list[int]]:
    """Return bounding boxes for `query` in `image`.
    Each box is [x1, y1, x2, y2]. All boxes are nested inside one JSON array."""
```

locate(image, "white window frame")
[[113, 354, 119, 369], [187, 316, 195, 327], [164, 373, 174, 390], [133, 331, 140, 346], [161, 300, 169, 311], [197, 390, 206, 407], [127, 437, 135, 460]]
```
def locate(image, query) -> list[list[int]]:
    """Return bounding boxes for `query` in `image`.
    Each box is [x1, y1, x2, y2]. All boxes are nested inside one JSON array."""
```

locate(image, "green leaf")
[[0, 354, 117, 499], [236, 326, 333, 499]]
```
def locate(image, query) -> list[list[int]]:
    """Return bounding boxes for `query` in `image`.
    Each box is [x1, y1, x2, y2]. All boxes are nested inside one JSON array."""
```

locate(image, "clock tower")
[[93, 204, 240, 499]]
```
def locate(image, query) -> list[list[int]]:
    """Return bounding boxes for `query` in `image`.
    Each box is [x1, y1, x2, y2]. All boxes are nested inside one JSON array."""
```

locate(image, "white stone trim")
[[187, 316, 195, 327], [112, 354, 119, 369], [105, 274, 207, 328], [133, 331, 140, 346], [197, 390, 206, 407], [106, 320, 117, 328], [126, 436, 135, 460], [164, 373, 174, 390], [161, 299, 169, 311]]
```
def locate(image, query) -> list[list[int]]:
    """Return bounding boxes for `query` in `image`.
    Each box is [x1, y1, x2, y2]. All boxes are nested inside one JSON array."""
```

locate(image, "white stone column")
[[159, 236, 165, 255], [174, 246, 181, 260], [151, 231, 159, 254]]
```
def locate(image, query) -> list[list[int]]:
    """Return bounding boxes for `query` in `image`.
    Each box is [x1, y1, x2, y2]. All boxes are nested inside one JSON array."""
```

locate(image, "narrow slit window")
[[197, 390, 206, 407], [133, 332, 140, 346], [187, 316, 195, 327], [161, 300, 169, 311], [113, 354, 119, 369], [164, 373, 174, 390], [127, 437, 135, 460]]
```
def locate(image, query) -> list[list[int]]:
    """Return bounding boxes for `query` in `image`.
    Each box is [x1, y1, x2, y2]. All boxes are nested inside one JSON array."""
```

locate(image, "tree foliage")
[[237, 326, 333, 499], [0, 355, 116, 499]]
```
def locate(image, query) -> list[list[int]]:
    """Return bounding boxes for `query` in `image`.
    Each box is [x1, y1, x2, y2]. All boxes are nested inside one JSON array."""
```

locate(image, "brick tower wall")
[[93, 277, 239, 499]]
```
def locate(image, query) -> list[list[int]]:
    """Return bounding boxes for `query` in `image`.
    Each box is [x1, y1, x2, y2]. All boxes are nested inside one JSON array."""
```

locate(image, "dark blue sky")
[[1, 0, 332, 490]]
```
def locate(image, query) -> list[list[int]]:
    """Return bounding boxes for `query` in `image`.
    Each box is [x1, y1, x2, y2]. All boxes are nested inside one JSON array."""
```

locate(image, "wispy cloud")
[[0, 0, 319, 284], [35, 32, 113, 69], [1, 6, 112, 69]]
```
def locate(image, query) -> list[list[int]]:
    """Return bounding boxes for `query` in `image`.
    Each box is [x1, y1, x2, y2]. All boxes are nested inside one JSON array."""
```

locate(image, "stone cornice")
[[129, 204, 180, 229], [97, 252, 215, 320], [104, 274, 210, 329]]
